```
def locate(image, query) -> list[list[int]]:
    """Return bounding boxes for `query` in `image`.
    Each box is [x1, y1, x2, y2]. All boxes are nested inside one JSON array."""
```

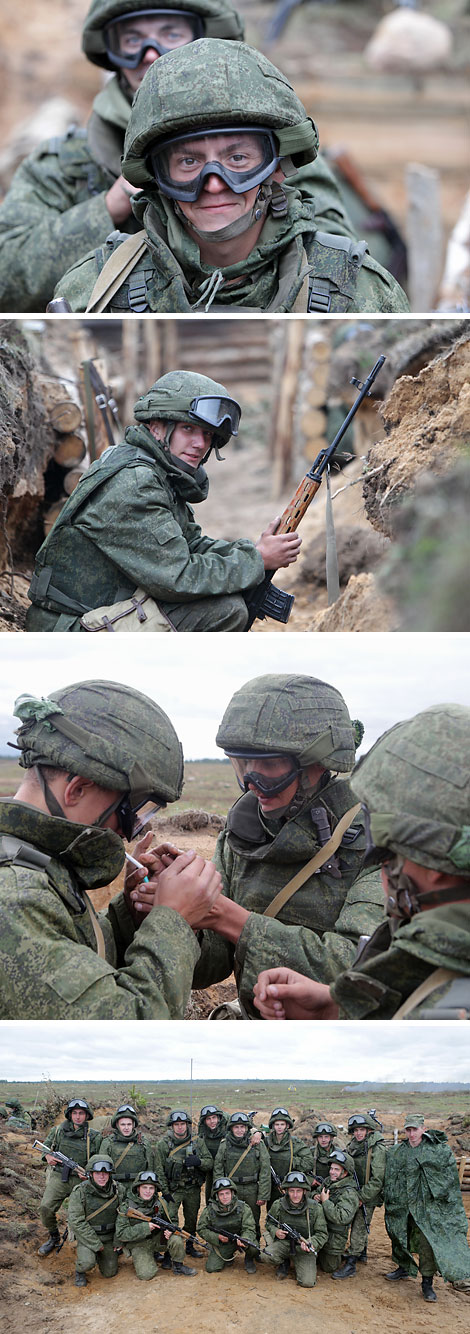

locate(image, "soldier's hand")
[[236, 1239, 246, 1250], [125, 831, 183, 924], [300, 1239, 310, 1252], [320, 1188, 329, 1203], [149, 1221, 159, 1232], [151, 851, 222, 927], [253, 967, 339, 1020], [276, 1228, 287, 1239], [256, 519, 301, 571], [105, 175, 142, 224], [250, 1131, 262, 1144], [219, 1233, 230, 1243], [45, 1154, 57, 1166]]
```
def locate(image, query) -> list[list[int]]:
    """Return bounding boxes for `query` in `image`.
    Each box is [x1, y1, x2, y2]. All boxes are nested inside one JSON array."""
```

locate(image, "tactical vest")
[[44, 125, 113, 200], [86, 227, 367, 314], [219, 1140, 261, 1185]]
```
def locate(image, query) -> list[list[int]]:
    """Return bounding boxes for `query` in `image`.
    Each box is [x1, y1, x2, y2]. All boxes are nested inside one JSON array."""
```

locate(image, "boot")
[[385, 1267, 409, 1281], [75, 1271, 87, 1287], [38, 1231, 61, 1257], [357, 1247, 368, 1264], [185, 1240, 204, 1259], [159, 1250, 172, 1269], [276, 1259, 290, 1280], [244, 1254, 256, 1275], [172, 1261, 197, 1276], [422, 1277, 437, 1302], [332, 1257, 357, 1279]]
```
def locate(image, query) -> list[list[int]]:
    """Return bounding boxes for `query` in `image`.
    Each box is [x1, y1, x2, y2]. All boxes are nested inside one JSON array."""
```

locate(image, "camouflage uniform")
[[155, 1118, 213, 1239], [198, 1181, 258, 1272], [316, 1160, 359, 1274], [213, 1120, 271, 1234], [304, 1125, 339, 1185], [346, 1117, 386, 1261], [26, 372, 264, 633], [0, 681, 201, 1020], [263, 1114, 312, 1205], [330, 703, 470, 1020], [197, 1107, 229, 1198], [263, 1175, 327, 1287], [39, 1114, 102, 1235], [384, 1126, 470, 1283], [67, 1155, 124, 1279], [55, 41, 409, 314], [115, 1175, 185, 1279], [193, 674, 384, 1014], [0, 0, 245, 312], [99, 1111, 154, 1185]]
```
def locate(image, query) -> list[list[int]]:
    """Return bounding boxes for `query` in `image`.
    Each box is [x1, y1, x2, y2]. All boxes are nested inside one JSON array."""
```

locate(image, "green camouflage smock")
[[39, 1119, 103, 1233], [213, 1130, 272, 1202], [346, 1129, 386, 1257], [198, 1194, 257, 1270], [0, 799, 200, 1020], [305, 1138, 339, 1184], [384, 1131, 470, 1281], [330, 905, 470, 1019], [263, 1129, 313, 1201], [98, 1128, 155, 1184], [317, 1170, 359, 1272], [265, 1193, 328, 1261], [192, 782, 384, 1015], [68, 1173, 124, 1276], [54, 164, 409, 313], [155, 1129, 213, 1194], [0, 79, 139, 312], [114, 1180, 184, 1277], [25, 426, 264, 632]]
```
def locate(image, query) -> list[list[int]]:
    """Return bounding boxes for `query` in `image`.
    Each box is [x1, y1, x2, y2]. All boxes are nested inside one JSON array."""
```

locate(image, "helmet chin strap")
[[173, 180, 288, 243], [383, 856, 470, 934]]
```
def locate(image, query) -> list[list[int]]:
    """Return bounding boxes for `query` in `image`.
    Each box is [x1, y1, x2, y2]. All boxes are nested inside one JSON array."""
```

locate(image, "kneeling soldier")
[[115, 1171, 196, 1278], [67, 1155, 123, 1287], [38, 1098, 101, 1257], [198, 1177, 258, 1274], [263, 1171, 327, 1286], [316, 1151, 359, 1275]]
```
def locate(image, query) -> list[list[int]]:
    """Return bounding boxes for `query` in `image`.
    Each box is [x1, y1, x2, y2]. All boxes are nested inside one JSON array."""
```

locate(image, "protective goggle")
[[315, 1123, 334, 1136], [92, 1160, 114, 1173], [103, 9, 202, 66], [169, 1111, 190, 1123], [189, 395, 240, 444], [284, 1172, 307, 1185], [271, 1108, 290, 1120], [67, 1100, 89, 1112], [138, 1171, 158, 1183], [116, 1104, 137, 1118], [201, 1106, 219, 1118], [329, 1151, 347, 1165], [230, 1113, 250, 1124], [116, 796, 166, 842], [214, 1178, 233, 1191], [148, 126, 280, 201], [225, 749, 300, 797], [348, 1116, 367, 1128]]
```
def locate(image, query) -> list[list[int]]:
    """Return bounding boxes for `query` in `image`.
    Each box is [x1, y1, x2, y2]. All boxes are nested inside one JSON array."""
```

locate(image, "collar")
[[0, 799, 125, 894], [125, 424, 209, 502]]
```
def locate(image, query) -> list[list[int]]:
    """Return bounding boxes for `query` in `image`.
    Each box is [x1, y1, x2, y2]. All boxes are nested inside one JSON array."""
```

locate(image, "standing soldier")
[[99, 1104, 154, 1186], [384, 1114, 470, 1301], [262, 1109, 312, 1205], [38, 1098, 101, 1257], [316, 1150, 359, 1276], [263, 1171, 328, 1286], [197, 1105, 229, 1198], [114, 1170, 197, 1278], [67, 1154, 123, 1287], [213, 1112, 271, 1257], [333, 1112, 386, 1277], [306, 1122, 339, 1186], [198, 1177, 258, 1274], [155, 1111, 212, 1259]]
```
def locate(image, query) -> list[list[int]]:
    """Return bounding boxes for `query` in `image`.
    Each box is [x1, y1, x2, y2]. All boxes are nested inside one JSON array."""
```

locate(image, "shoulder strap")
[[112, 1141, 134, 1171], [86, 1190, 118, 1223], [86, 231, 148, 313], [365, 1146, 373, 1185], [82, 891, 106, 960], [391, 968, 466, 1020], [263, 803, 361, 919], [228, 1142, 254, 1177], [307, 233, 367, 312]]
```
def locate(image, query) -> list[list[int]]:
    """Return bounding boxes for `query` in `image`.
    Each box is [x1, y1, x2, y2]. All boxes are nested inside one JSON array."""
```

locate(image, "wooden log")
[[53, 433, 86, 467], [49, 399, 82, 433], [305, 384, 328, 409], [43, 499, 67, 535], [63, 465, 87, 495], [300, 408, 327, 438], [122, 322, 140, 428], [406, 163, 443, 311]]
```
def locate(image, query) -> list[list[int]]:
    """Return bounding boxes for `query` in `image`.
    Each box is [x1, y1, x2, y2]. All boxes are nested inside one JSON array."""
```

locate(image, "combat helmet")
[[134, 370, 241, 459], [269, 1107, 294, 1129], [212, 1175, 237, 1200], [217, 674, 362, 775], [13, 679, 184, 823], [112, 1104, 139, 1129], [65, 1099, 93, 1121], [328, 1149, 354, 1176], [351, 704, 470, 879], [313, 1121, 337, 1139], [281, 1170, 309, 1193], [347, 1113, 378, 1134], [167, 1110, 192, 1126], [228, 1112, 252, 1134], [86, 1154, 114, 1175], [122, 39, 318, 192], [83, 1, 244, 69]]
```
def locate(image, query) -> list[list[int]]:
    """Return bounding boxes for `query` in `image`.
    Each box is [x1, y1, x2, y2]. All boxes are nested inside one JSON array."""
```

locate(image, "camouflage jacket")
[[266, 1195, 328, 1253], [99, 1129, 155, 1183], [347, 1130, 386, 1206], [114, 1180, 178, 1245], [25, 427, 264, 631], [213, 1131, 272, 1198], [318, 1172, 359, 1251], [55, 164, 409, 314], [67, 1175, 124, 1249], [155, 1131, 213, 1192], [192, 781, 384, 1014], [330, 905, 470, 1019], [42, 1120, 102, 1171], [263, 1130, 313, 1184], [384, 1131, 470, 1281], [0, 799, 200, 1020], [198, 1196, 257, 1248], [0, 79, 138, 313]]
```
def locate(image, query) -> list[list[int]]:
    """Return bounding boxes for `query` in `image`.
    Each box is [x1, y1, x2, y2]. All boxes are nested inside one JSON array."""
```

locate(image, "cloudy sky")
[[0, 633, 468, 760], [0, 1022, 468, 1084]]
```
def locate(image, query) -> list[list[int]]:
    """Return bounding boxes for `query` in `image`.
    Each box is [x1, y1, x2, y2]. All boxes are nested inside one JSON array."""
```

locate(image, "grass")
[[0, 758, 239, 815]]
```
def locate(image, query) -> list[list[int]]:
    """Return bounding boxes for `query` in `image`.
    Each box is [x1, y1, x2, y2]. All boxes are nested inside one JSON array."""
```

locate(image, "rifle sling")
[[112, 1141, 134, 1172], [83, 891, 106, 960], [226, 1143, 254, 1178], [263, 804, 361, 919], [86, 231, 148, 313], [86, 1191, 118, 1223], [391, 968, 465, 1020]]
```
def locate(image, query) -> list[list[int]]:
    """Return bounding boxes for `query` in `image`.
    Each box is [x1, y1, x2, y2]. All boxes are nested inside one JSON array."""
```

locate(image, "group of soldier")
[[0, 1, 409, 314], [35, 1097, 470, 1299]]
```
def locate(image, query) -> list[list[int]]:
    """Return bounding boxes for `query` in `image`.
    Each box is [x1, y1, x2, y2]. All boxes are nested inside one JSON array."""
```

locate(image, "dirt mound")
[[161, 810, 226, 834], [313, 572, 396, 633], [299, 523, 388, 590]]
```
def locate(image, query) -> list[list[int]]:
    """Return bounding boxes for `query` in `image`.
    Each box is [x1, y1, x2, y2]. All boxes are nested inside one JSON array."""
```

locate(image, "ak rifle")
[[266, 1211, 317, 1254], [33, 1139, 87, 1183], [244, 354, 386, 629], [126, 1209, 209, 1249]]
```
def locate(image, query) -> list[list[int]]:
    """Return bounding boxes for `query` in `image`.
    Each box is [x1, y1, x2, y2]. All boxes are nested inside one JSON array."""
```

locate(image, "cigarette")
[[125, 852, 149, 882]]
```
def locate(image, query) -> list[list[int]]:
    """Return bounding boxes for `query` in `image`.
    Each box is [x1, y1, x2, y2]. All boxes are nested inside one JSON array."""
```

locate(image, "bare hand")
[[255, 518, 301, 571], [276, 1228, 287, 1239], [253, 967, 339, 1021], [124, 831, 181, 926], [105, 174, 142, 224], [149, 1221, 159, 1232], [151, 850, 222, 927], [300, 1239, 310, 1252], [250, 1131, 261, 1145], [236, 1239, 246, 1250], [45, 1154, 57, 1166], [320, 1188, 330, 1203]]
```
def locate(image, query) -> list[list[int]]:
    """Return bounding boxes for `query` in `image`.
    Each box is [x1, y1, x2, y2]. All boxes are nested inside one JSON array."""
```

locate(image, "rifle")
[[215, 1228, 261, 1253], [127, 1209, 209, 1250], [244, 355, 386, 629], [33, 1139, 87, 1184], [266, 1211, 317, 1254]]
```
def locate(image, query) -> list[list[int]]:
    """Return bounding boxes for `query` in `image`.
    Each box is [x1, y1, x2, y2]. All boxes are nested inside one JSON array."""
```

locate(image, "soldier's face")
[[93, 1169, 111, 1187], [117, 1117, 135, 1136], [353, 1127, 367, 1141], [139, 1182, 156, 1200], [244, 757, 299, 813], [287, 1187, 303, 1204], [405, 1126, 425, 1146], [273, 1120, 287, 1136], [318, 1134, 332, 1148], [232, 1123, 246, 1138], [71, 1108, 87, 1127], [119, 15, 196, 92], [329, 1164, 345, 1181], [173, 1119, 188, 1136], [217, 1188, 233, 1205], [172, 134, 278, 236], [205, 1114, 219, 1130], [169, 422, 214, 466]]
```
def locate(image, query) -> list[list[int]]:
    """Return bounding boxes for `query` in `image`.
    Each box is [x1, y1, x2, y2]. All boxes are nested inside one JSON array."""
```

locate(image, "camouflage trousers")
[[159, 593, 248, 632], [349, 1202, 377, 1257], [40, 1171, 74, 1232], [171, 1184, 202, 1238], [233, 1184, 262, 1237], [205, 1239, 258, 1273], [317, 1244, 345, 1274], [128, 1231, 183, 1280], [76, 1234, 118, 1277], [262, 1236, 317, 1287], [391, 1215, 437, 1278]]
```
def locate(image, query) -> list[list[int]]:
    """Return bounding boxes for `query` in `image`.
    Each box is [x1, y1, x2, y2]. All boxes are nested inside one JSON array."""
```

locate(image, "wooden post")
[[271, 320, 305, 497], [122, 321, 140, 426], [406, 163, 443, 311]]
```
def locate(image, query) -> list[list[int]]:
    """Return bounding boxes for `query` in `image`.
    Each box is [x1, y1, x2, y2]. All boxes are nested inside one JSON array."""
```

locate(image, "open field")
[[0, 757, 239, 815]]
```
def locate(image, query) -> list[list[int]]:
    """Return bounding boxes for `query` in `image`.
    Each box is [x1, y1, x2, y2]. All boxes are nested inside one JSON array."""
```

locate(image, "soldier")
[[262, 1109, 312, 1205], [67, 1154, 123, 1287], [306, 1122, 339, 1186], [26, 372, 300, 634], [98, 1105, 154, 1185], [0, 679, 221, 1020], [197, 1105, 229, 1198], [0, 1, 245, 311], [332, 1112, 386, 1278], [384, 1114, 470, 1300], [37, 1098, 102, 1258], [155, 1111, 212, 1259], [213, 1112, 271, 1252], [316, 1150, 359, 1276], [114, 1170, 197, 1278], [54, 40, 409, 313], [253, 703, 470, 1020], [197, 1177, 258, 1273], [263, 1170, 327, 1286]]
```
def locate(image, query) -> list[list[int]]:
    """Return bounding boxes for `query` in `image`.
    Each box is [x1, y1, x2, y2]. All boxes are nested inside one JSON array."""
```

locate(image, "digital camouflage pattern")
[[216, 672, 360, 770], [307, 1136, 338, 1184], [317, 1168, 359, 1273], [330, 905, 470, 1019], [155, 1126, 213, 1237], [26, 426, 263, 632], [0, 800, 201, 1020], [197, 1108, 229, 1196], [68, 1160, 124, 1277], [264, 1194, 328, 1286], [346, 1125, 386, 1258], [384, 1131, 470, 1281], [39, 1119, 103, 1233], [263, 1128, 312, 1202], [99, 1125, 154, 1182], [82, 0, 245, 67], [213, 1125, 272, 1232], [114, 1177, 184, 1279], [198, 1183, 257, 1271]]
